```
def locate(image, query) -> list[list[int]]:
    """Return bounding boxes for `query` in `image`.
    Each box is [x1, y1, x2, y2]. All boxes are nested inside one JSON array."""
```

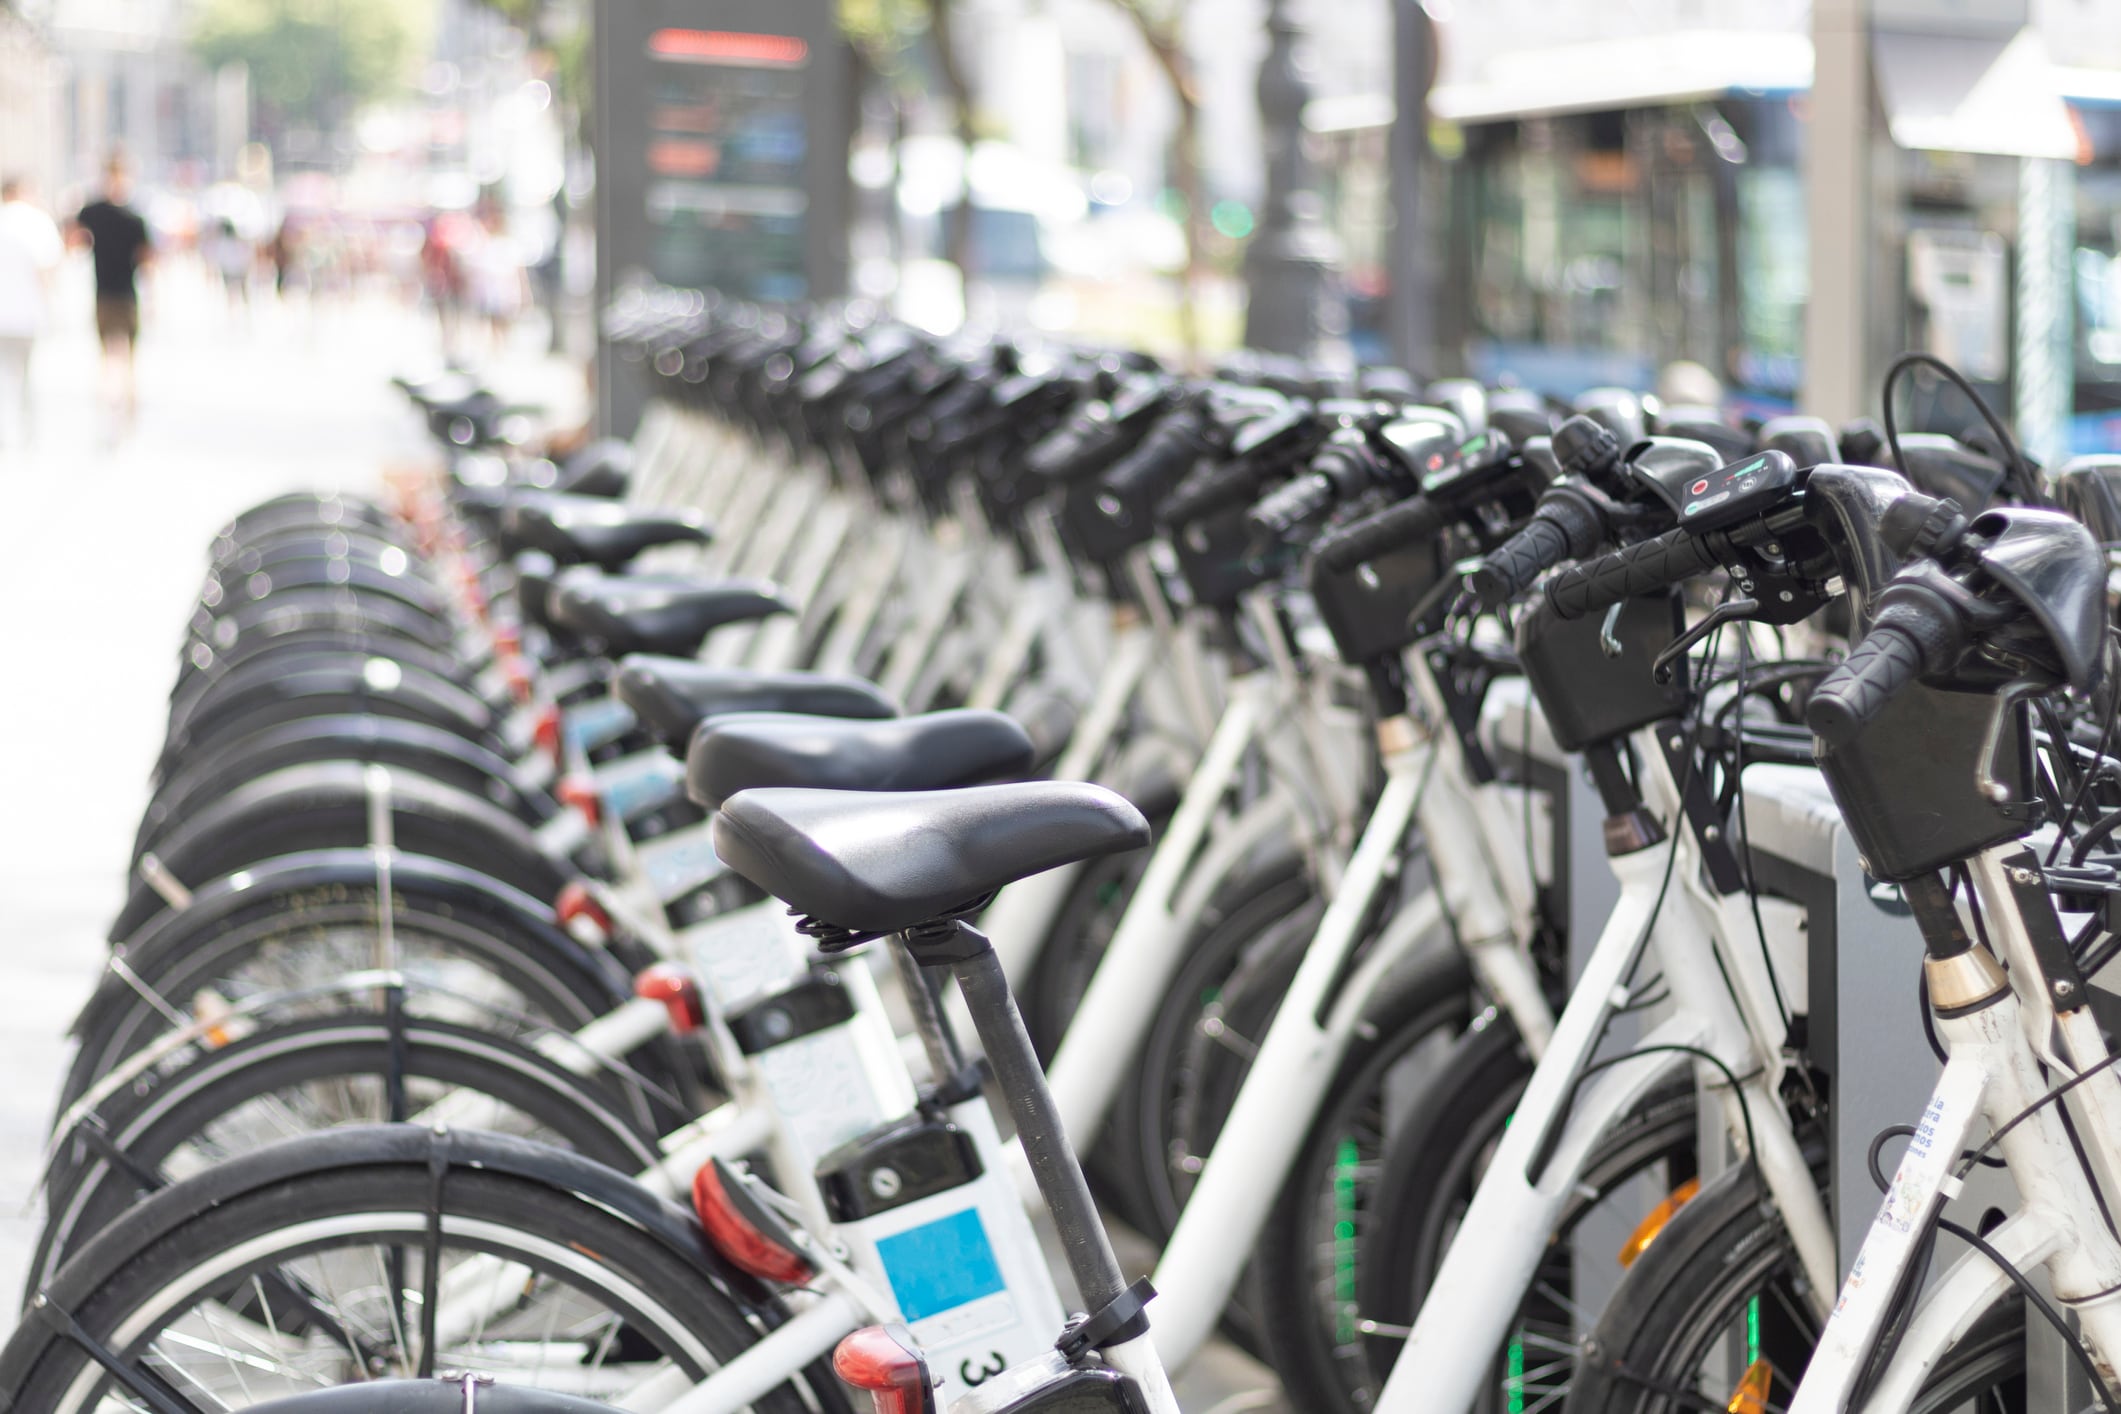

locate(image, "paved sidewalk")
[[0, 260, 579, 1302]]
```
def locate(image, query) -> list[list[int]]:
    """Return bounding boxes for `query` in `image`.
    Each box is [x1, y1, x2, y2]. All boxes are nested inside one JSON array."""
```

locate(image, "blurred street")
[[0, 256, 582, 1299]]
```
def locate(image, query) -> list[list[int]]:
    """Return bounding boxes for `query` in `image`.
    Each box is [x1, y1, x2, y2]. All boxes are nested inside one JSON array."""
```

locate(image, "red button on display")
[[1690, 479, 1710, 496]]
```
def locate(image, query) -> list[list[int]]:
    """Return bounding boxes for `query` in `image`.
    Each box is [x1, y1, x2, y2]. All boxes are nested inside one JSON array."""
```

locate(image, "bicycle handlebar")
[[1159, 458, 1275, 526], [1805, 582, 1967, 746], [1312, 495, 1448, 573], [1249, 472, 1339, 540], [1806, 627, 1927, 747], [1464, 484, 1610, 606], [1543, 526, 1727, 620]]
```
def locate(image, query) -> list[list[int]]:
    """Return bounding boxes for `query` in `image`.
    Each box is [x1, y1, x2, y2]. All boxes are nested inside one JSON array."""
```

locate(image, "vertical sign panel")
[[595, 0, 847, 435]]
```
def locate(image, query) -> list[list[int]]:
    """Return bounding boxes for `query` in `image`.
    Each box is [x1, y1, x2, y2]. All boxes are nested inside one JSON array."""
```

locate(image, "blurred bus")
[[1311, 39, 2121, 451]]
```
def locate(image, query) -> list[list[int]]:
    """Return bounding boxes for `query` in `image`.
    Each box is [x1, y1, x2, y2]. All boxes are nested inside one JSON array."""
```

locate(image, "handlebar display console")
[[1633, 449, 1799, 532]]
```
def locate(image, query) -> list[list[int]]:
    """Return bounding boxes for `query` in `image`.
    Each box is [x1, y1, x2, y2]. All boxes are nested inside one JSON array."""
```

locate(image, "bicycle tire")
[[36, 1012, 672, 1298], [2, 1126, 844, 1413], [1111, 848, 1316, 1239], [62, 875, 630, 1116], [1568, 1160, 2024, 1414], [1352, 1017, 1699, 1411]]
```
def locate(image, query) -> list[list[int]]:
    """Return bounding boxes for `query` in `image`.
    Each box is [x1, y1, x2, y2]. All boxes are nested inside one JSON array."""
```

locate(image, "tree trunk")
[[926, 0, 978, 278], [1170, 82, 1206, 355], [1129, 10, 1204, 356]]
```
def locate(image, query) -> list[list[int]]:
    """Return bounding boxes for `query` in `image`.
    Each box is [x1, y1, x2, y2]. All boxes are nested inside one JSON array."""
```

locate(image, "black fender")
[[198, 556, 451, 623], [187, 585, 458, 657], [176, 628, 475, 702], [219, 491, 396, 540], [157, 655, 499, 781], [118, 763, 571, 942], [138, 715, 552, 853]]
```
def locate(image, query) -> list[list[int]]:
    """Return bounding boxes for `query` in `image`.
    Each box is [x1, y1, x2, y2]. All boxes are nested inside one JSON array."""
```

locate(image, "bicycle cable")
[[1936, 1215, 2115, 1411], [1880, 351, 2044, 509]]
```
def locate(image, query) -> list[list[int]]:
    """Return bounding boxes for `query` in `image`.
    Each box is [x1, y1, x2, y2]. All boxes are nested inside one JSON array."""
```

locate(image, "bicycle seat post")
[[905, 916, 1132, 1318]]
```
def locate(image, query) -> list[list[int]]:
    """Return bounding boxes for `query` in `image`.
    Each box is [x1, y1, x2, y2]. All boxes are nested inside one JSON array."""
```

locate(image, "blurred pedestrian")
[[204, 214, 252, 313], [0, 176, 63, 450], [267, 219, 298, 299], [420, 211, 467, 355], [72, 154, 153, 427], [467, 202, 527, 353]]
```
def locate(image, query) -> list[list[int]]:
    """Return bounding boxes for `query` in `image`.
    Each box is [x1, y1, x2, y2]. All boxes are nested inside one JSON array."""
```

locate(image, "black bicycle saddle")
[[712, 782, 1150, 936], [615, 656, 896, 749], [549, 575, 793, 657], [686, 709, 1035, 807], [501, 494, 711, 569]]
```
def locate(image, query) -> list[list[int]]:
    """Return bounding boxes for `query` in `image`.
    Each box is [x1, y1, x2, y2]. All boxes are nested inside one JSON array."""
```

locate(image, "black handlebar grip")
[[1249, 472, 1338, 539], [1158, 458, 1272, 526], [1464, 487, 1611, 607], [1103, 418, 1209, 504], [1544, 526, 1725, 620], [1465, 517, 1572, 608], [1806, 627, 1925, 748], [1313, 496, 1448, 573]]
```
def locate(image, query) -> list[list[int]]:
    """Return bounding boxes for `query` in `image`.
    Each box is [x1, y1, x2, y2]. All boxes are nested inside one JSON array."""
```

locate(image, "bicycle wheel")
[[1108, 849, 1317, 1238], [37, 1012, 672, 1298], [1351, 1019, 1699, 1413], [62, 874, 630, 1115], [1568, 1162, 2024, 1414], [3, 1127, 843, 1413]]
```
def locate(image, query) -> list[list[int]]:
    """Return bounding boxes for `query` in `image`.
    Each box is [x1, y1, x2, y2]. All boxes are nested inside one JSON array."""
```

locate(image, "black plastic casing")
[[1170, 501, 1277, 610], [816, 1112, 983, 1223], [1515, 594, 1689, 752], [1305, 505, 1445, 664], [995, 1368, 1149, 1413], [1813, 687, 2033, 881]]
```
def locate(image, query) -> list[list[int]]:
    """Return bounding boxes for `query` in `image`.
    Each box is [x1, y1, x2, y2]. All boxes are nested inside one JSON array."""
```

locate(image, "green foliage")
[[838, 0, 931, 80], [191, 0, 429, 133]]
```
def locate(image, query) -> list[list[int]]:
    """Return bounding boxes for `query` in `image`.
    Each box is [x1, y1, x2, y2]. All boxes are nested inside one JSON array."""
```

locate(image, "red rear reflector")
[[557, 775, 601, 827], [832, 1324, 937, 1414], [635, 963, 704, 1033], [533, 704, 562, 760], [556, 880, 612, 935], [692, 1162, 815, 1285]]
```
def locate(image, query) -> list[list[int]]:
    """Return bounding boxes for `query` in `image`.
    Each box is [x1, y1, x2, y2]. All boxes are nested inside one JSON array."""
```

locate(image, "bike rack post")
[[1560, 750, 1644, 1332]]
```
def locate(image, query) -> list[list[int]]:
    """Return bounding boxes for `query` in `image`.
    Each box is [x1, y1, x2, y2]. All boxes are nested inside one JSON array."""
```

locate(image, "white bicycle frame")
[[1790, 843, 2121, 1412], [1149, 650, 1561, 1367], [1372, 720, 1838, 1413]]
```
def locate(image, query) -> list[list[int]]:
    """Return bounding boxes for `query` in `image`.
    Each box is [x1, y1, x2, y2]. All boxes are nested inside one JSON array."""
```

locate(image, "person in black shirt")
[[72, 155, 152, 424]]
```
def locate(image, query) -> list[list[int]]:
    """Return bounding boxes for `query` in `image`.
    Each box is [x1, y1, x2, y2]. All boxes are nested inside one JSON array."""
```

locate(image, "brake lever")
[[1651, 597, 1761, 684]]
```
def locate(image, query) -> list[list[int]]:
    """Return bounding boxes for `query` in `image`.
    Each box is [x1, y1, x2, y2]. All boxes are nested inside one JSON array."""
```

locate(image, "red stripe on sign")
[[649, 29, 809, 67]]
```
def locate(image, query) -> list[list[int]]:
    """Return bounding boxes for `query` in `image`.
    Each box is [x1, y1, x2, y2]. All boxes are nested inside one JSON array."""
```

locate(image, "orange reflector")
[[1727, 1358, 1772, 1414], [1617, 1176, 1700, 1267]]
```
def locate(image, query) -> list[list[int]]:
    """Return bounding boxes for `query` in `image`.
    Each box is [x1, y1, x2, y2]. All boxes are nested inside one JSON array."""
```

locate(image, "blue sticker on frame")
[[875, 1208, 1007, 1322]]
